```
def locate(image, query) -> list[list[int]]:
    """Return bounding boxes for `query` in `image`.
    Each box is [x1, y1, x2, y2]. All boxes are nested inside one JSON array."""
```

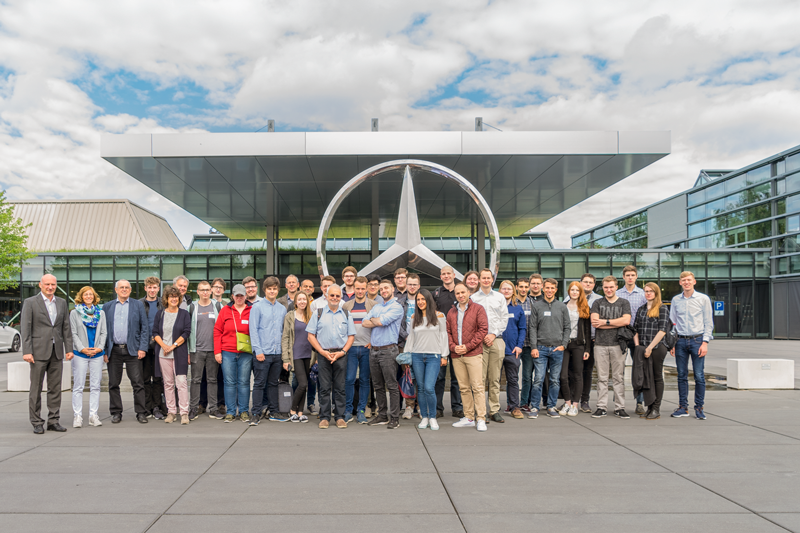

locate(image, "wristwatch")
[[605, 319, 610, 326]]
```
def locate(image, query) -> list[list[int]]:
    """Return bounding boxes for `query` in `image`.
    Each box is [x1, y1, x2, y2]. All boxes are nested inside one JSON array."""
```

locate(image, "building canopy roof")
[[102, 130, 670, 240], [12, 199, 184, 252]]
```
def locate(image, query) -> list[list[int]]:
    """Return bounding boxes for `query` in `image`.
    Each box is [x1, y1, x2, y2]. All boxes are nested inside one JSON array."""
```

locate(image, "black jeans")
[[28, 346, 62, 426], [108, 345, 147, 417], [502, 354, 521, 409], [318, 354, 347, 421], [435, 356, 463, 413], [560, 341, 586, 404], [580, 341, 595, 404], [649, 344, 669, 410], [142, 345, 165, 413], [370, 345, 400, 420], [292, 358, 311, 413], [251, 354, 282, 416]]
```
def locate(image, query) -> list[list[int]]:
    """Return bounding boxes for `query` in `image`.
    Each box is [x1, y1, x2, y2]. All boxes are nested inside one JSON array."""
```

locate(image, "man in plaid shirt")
[[616, 265, 647, 414]]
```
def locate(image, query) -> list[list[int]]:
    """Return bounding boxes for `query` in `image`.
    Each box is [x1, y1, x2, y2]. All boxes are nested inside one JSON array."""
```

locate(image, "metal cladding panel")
[[306, 132, 462, 156], [101, 134, 152, 157], [152, 132, 306, 157], [647, 195, 687, 248], [461, 131, 619, 155], [619, 131, 671, 155], [129, 204, 185, 250]]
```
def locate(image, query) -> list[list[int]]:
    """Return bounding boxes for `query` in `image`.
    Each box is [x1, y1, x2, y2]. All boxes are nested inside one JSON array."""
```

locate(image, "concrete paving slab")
[[628, 444, 800, 473], [232, 422, 424, 446], [441, 472, 745, 515], [684, 472, 800, 513], [761, 513, 800, 533], [0, 513, 158, 533], [701, 407, 800, 426], [758, 426, 800, 440], [0, 473, 198, 514], [579, 423, 799, 446], [417, 419, 612, 446], [168, 473, 454, 515], [0, 446, 33, 462]]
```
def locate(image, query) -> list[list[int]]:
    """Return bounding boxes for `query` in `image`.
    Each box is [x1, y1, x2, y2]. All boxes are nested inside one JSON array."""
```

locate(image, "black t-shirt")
[[591, 297, 631, 346], [434, 286, 457, 315]]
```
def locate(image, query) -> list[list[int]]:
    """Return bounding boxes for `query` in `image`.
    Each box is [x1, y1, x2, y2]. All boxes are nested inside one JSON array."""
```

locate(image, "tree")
[[0, 191, 35, 290]]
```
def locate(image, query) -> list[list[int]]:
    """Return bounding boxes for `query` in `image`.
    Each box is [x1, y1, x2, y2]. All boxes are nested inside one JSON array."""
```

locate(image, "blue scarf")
[[76, 304, 101, 328]]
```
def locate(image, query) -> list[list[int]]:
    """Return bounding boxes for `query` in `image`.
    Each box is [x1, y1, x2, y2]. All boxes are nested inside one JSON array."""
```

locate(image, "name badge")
[[506, 313, 515, 319], [524, 310, 531, 315], [241, 320, 249, 324], [544, 311, 552, 317], [208, 314, 215, 319]]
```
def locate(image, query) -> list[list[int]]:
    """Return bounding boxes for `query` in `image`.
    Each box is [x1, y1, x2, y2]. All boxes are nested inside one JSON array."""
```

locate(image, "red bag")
[[399, 366, 416, 399]]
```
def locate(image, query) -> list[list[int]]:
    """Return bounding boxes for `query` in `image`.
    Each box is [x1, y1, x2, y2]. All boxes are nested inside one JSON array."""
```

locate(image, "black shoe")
[[33, 424, 44, 434], [137, 414, 149, 424], [580, 401, 592, 413], [635, 402, 646, 415], [152, 407, 165, 420], [591, 408, 607, 418], [46, 423, 67, 432], [368, 416, 389, 426], [452, 410, 465, 419], [111, 414, 122, 424], [387, 418, 399, 429], [197, 405, 206, 415], [641, 407, 652, 419], [490, 412, 505, 423], [208, 409, 225, 419], [646, 408, 661, 420], [614, 409, 630, 419], [189, 408, 199, 421], [436, 409, 444, 419]]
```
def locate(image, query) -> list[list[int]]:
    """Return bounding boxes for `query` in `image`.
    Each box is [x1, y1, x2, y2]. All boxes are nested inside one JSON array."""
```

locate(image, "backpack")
[[316, 308, 349, 319]]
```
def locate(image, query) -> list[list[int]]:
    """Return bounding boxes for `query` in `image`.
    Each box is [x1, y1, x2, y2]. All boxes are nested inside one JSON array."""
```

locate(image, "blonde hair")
[[679, 271, 695, 280], [644, 282, 663, 318], [74, 286, 100, 306], [499, 280, 520, 306]]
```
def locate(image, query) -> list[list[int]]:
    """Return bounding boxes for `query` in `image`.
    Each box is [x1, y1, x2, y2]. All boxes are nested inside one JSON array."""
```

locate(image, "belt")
[[324, 348, 344, 352], [113, 343, 127, 349], [678, 335, 703, 339], [372, 343, 397, 350], [569, 338, 578, 342]]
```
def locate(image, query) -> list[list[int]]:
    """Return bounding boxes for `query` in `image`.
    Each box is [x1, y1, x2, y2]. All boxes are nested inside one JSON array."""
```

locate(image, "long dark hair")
[[412, 289, 438, 329]]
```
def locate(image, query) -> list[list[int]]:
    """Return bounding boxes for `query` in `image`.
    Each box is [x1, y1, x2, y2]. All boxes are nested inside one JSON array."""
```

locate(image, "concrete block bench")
[[7, 361, 72, 392], [727, 359, 794, 389]]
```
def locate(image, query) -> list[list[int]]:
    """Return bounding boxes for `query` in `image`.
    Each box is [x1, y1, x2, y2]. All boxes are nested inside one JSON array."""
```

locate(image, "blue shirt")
[[502, 303, 527, 356], [306, 305, 356, 349], [113, 299, 129, 345], [74, 325, 105, 359], [144, 299, 159, 333], [363, 298, 404, 347], [249, 298, 287, 355]]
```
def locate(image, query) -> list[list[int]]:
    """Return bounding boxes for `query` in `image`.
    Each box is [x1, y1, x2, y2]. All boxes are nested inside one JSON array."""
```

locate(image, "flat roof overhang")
[[102, 130, 670, 240]]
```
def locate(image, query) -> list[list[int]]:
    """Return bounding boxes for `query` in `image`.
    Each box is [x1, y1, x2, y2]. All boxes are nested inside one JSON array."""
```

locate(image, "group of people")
[[20, 263, 713, 434]]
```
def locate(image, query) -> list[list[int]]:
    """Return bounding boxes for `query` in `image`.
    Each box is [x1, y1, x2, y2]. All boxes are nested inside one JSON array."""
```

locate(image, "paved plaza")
[[1, 341, 799, 533]]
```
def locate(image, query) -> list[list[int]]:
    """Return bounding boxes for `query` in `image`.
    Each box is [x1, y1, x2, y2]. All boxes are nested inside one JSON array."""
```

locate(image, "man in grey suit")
[[21, 274, 73, 434], [103, 279, 150, 424]]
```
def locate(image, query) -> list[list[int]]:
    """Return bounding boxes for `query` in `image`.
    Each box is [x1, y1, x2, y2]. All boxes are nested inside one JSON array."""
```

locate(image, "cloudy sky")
[[2, 0, 800, 247]]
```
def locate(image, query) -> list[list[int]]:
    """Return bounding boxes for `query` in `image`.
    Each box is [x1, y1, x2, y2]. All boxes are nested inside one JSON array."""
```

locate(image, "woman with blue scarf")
[[69, 286, 107, 428]]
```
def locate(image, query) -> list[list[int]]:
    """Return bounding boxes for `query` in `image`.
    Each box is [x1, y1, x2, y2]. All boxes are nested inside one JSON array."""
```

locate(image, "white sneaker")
[[402, 406, 413, 419], [429, 418, 439, 430], [73, 415, 82, 428], [568, 405, 578, 417], [559, 403, 570, 416], [452, 417, 475, 428], [418, 417, 429, 429], [476, 420, 487, 432], [89, 414, 102, 426]]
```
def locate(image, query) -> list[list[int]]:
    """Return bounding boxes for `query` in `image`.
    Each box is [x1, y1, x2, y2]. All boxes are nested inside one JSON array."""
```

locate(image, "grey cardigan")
[[70, 309, 108, 354], [281, 311, 316, 369]]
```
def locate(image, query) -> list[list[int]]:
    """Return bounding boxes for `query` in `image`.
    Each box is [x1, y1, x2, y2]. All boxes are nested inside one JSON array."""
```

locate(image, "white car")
[[0, 313, 21, 352]]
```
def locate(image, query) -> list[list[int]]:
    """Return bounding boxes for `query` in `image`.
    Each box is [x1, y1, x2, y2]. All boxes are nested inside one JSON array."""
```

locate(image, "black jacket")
[[573, 316, 592, 347], [631, 345, 656, 407]]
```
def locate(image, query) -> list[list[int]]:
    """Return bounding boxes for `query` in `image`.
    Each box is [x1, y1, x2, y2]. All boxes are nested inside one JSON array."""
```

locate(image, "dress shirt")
[[457, 302, 468, 345], [249, 298, 287, 355], [41, 292, 57, 326], [470, 288, 508, 337], [113, 298, 129, 345], [305, 305, 355, 350], [616, 286, 647, 326], [363, 298, 404, 347], [670, 290, 714, 342]]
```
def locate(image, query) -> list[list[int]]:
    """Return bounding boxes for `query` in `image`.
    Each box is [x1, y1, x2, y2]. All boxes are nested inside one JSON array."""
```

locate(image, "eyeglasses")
[[244, 285, 257, 289], [212, 286, 224, 290], [328, 295, 341, 299], [198, 289, 211, 292]]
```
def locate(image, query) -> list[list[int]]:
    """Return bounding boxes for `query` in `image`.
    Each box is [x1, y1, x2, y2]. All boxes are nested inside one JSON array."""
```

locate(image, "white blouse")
[[404, 313, 450, 357]]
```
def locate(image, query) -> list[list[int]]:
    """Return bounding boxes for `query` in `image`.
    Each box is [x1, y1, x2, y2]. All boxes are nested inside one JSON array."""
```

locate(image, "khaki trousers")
[[594, 344, 625, 410], [452, 355, 486, 422], [481, 339, 505, 415]]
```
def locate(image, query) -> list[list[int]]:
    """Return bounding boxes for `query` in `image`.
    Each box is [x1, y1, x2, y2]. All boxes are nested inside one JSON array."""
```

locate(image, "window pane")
[[231, 254, 255, 282], [279, 254, 302, 276], [564, 255, 586, 280], [185, 256, 207, 282], [68, 256, 91, 281], [786, 172, 800, 194], [683, 253, 705, 278], [209, 255, 231, 284], [587, 253, 611, 280], [687, 189, 705, 207], [44, 256, 68, 282], [659, 253, 682, 278], [325, 254, 348, 276], [540, 255, 563, 279], [92, 282, 116, 306], [746, 164, 771, 185], [92, 256, 114, 281], [115, 256, 137, 283], [161, 255, 184, 284], [350, 254, 372, 272], [724, 174, 745, 194], [706, 182, 724, 201], [786, 152, 800, 173], [635, 253, 658, 279], [138, 255, 160, 281], [708, 253, 730, 279], [687, 205, 705, 223], [516, 255, 538, 277], [787, 193, 800, 214], [731, 253, 753, 278]]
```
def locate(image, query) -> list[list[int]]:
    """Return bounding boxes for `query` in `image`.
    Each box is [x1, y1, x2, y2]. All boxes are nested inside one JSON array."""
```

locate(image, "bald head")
[[39, 274, 57, 297]]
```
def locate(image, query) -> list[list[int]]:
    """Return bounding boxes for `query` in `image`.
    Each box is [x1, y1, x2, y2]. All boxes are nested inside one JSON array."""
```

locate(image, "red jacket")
[[446, 302, 488, 358], [214, 301, 252, 354]]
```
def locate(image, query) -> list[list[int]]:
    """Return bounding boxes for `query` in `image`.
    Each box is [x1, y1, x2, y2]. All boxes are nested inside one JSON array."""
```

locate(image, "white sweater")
[[403, 313, 449, 357]]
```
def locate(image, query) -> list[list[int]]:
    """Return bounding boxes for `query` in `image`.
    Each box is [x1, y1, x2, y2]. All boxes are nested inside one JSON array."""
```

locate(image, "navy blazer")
[[151, 308, 192, 376], [103, 298, 150, 356]]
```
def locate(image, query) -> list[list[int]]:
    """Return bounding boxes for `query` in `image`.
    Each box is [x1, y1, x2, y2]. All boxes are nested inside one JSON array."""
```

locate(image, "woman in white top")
[[404, 289, 449, 430]]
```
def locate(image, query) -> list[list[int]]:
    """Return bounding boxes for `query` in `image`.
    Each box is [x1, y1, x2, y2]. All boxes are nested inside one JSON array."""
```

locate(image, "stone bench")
[[727, 359, 795, 390], [7, 360, 72, 392]]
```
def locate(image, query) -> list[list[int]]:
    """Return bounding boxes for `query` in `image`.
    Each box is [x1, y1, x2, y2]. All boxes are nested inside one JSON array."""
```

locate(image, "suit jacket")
[[102, 298, 150, 356], [277, 294, 295, 311], [21, 292, 73, 361]]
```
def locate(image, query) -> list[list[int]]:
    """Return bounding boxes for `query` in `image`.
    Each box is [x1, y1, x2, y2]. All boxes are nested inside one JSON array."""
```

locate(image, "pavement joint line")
[[413, 424, 468, 533], [560, 409, 796, 533]]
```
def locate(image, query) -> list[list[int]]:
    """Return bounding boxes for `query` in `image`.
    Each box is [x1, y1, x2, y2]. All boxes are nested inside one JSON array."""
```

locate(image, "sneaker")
[[580, 401, 591, 413], [558, 404, 570, 416], [336, 419, 347, 429], [671, 406, 689, 418], [299, 415, 309, 423], [504, 406, 512, 413], [308, 405, 319, 415], [249, 416, 260, 426], [261, 410, 270, 420], [269, 413, 290, 422], [368, 416, 389, 426], [695, 407, 706, 420], [387, 418, 399, 429], [429, 418, 440, 430], [546, 408, 560, 418], [635, 402, 646, 415], [290, 413, 300, 423], [402, 406, 413, 420], [519, 405, 531, 413], [73, 415, 82, 428], [357, 411, 367, 424], [476, 420, 487, 432], [614, 409, 630, 419], [240, 412, 251, 423], [165, 413, 176, 424], [453, 417, 476, 428], [180, 414, 189, 425], [152, 407, 165, 420], [511, 408, 524, 419], [88, 414, 102, 426], [345, 413, 354, 423], [189, 408, 199, 421], [364, 406, 373, 418], [591, 408, 607, 418], [527, 408, 539, 419], [567, 405, 578, 417], [208, 409, 225, 419], [452, 410, 465, 419], [319, 419, 329, 429], [223, 414, 235, 423], [147, 411, 154, 419], [418, 417, 429, 429]]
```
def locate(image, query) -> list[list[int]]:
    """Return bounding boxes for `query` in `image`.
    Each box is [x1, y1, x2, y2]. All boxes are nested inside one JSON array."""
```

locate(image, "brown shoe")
[[180, 414, 189, 425], [165, 413, 176, 424], [319, 419, 329, 429], [336, 419, 347, 429], [511, 408, 524, 419]]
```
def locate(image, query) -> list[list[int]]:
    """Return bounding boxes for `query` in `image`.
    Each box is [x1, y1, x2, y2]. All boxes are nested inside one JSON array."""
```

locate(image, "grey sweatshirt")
[[529, 297, 571, 348]]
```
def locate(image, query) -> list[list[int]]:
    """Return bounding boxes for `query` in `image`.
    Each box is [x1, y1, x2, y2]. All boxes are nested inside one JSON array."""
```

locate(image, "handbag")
[[399, 366, 416, 399], [232, 310, 252, 353], [395, 351, 412, 366]]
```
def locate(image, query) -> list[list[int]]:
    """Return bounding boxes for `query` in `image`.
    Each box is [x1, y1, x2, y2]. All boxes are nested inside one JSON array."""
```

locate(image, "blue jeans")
[[675, 336, 706, 408], [345, 346, 370, 414], [411, 353, 441, 419], [221, 351, 253, 416], [519, 346, 534, 406], [251, 354, 282, 416], [530, 346, 564, 409]]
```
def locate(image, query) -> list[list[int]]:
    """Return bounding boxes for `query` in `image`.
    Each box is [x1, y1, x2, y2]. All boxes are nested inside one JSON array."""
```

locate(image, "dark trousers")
[[649, 344, 669, 410], [292, 358, 312, 412], [580, 342, 595, 404], [560, 341, 586, 404], [435, 356, 463, 413], [108, 345, 147, 417], [370, 345, 400, 420], [142, 345, 165, 413], [28, 347, 62, 426], [217, 366, 225, 408], [318, 354, 347, 421], [190, 350, 218, 411], [251, 354, 282, 416], [502, 354, 521, 409], [292, 366, 317, 410], [627, 338, 644, 404]]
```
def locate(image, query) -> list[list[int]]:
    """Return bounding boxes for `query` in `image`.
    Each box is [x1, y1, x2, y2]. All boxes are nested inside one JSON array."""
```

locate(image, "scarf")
[[76, 304, 101, 328]]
